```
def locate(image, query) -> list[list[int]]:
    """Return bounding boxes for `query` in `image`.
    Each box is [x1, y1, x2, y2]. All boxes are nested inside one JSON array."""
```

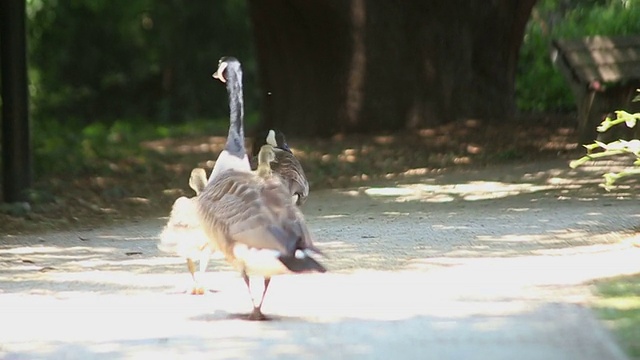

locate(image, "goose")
[[158, 167, 217, 295], [253, 129, 310, 206], [266, 130, 310, 206], [158, 147, 288, 295], [189, 167, 208, 196], [255, 144, 321, 253], [198, 56, 325, 320], [256, 144, 277, 178]]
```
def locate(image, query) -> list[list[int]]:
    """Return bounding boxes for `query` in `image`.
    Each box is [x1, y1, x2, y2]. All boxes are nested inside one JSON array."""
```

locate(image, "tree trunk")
[[248, 0, 537, 137], [1, 0, 32, 202]]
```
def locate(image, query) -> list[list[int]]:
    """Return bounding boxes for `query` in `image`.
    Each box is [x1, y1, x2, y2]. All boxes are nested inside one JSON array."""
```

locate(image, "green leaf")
[[584, 143, 602, 151]]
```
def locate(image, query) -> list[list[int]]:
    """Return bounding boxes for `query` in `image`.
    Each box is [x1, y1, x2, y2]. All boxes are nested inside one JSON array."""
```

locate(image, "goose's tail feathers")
[[279, 254, 326, 273]]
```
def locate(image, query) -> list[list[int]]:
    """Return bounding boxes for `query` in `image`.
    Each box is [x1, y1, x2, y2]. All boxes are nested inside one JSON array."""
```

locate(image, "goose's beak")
[[212, 61, 228, 83]]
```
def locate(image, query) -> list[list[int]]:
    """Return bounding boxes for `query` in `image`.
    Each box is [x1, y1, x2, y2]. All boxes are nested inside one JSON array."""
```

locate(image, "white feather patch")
[[158, 196, 222, 260], [266, 130, 277, 147], [209, 151, 251, 182], [233, 244, 289, 276]]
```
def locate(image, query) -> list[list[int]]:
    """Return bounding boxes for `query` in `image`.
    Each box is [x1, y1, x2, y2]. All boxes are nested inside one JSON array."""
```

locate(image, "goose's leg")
[[242, 271, 271, 321], [187, 258, 205, 295], [249, 277, 271, 321], [195, 250, 211, 294], [187, 258, 197, 292]]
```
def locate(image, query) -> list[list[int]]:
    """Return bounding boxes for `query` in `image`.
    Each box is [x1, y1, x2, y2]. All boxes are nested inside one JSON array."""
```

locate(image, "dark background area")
[[12, 0, 640, 130], [0, 0, 639, 232]]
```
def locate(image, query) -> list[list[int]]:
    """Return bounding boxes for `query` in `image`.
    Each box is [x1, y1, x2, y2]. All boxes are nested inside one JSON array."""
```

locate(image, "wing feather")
[[271, 148, 309, 202], [196, 170, 312, 259]]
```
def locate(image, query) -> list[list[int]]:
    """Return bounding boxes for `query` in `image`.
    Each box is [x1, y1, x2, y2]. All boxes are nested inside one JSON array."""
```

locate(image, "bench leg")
[[577, 91, 597, 144]]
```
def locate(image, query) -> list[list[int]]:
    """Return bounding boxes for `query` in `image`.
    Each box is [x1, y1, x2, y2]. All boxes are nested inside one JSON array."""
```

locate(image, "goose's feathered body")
[[197, 168, 322, 277], [158, 168, 218, 294], [270, 148, 309, 205], [253, 130, 310, 205], [197, 56, 325, 320]]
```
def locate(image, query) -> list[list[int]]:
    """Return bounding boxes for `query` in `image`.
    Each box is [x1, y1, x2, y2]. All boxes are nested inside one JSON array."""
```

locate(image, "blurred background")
[[1, 0, 639, 232], [26, 0, 257, 126], [20, 0, 640, 128]]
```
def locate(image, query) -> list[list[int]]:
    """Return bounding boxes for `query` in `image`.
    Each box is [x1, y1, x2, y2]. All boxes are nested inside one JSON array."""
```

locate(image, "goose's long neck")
[[209, 62, 250, 182], [257, 146, 274, 177], [224, 68, 245, 157]]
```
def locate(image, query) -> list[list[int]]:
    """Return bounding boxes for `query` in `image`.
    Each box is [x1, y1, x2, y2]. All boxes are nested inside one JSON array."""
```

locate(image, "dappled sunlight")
[[363, 187, 415, 197], [596, 295, 640, 311], [406, 241, 640, 291], [1, 245, 111, 256], [47, 270, 194, 291], [476, 233, 549, 243], [0, 245, 120, 276], [325, 156, 640, 206], [372, 135, 395, 145], [362, 181, 556, 203], [318, 214, 348, 219], [3, 115, 589, 235], [141, 136, 228, 155]]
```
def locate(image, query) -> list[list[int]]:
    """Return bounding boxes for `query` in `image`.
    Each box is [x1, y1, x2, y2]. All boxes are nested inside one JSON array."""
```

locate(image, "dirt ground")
[[0, 116, 581, 235], [1, 151, 639, 358]]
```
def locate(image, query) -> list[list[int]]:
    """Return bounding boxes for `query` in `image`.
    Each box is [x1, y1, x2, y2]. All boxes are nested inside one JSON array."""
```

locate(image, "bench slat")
[[555, 35, 640, 51], [571, 63, 640, 83], [562, 48, 640, 67], [553, 35, 640, 84]]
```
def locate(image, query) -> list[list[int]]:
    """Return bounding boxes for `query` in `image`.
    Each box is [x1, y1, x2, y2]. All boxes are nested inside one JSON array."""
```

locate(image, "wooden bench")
[[551, 35, 640, 143]]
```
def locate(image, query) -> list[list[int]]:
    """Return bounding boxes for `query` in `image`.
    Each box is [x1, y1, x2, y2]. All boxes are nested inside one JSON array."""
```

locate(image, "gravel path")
[[1, 158, 639, 359]]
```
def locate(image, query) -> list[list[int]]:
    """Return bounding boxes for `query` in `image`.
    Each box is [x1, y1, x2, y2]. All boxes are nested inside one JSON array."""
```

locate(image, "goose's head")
[[266, 129, 292, 153], [213, 56, 241, 84], [189, 168, 208, 195]]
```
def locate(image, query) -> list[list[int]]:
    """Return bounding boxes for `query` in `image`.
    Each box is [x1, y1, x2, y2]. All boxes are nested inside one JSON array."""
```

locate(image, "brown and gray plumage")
[[198, 56, 325, 320], [252, 129, 309, 206], [158, 167, 218, 295]]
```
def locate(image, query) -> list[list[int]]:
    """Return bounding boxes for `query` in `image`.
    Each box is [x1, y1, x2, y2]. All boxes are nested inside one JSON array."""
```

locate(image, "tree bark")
[[1, 0, 32, 202], [248, 0, 537, 137]]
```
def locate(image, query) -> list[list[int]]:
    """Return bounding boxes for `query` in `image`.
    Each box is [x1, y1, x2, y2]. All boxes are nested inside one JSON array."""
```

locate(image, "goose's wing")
[[197, 170, 310, 256], [271, 149, 310, 201]]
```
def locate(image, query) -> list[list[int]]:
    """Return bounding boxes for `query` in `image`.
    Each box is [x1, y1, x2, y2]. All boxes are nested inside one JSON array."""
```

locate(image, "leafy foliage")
[[570, 101, 640, 189], [31, 117, 240, 178], [517, 0, 640, 112], [26, 0, 256, 125], [20, 0, 640, 123]]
